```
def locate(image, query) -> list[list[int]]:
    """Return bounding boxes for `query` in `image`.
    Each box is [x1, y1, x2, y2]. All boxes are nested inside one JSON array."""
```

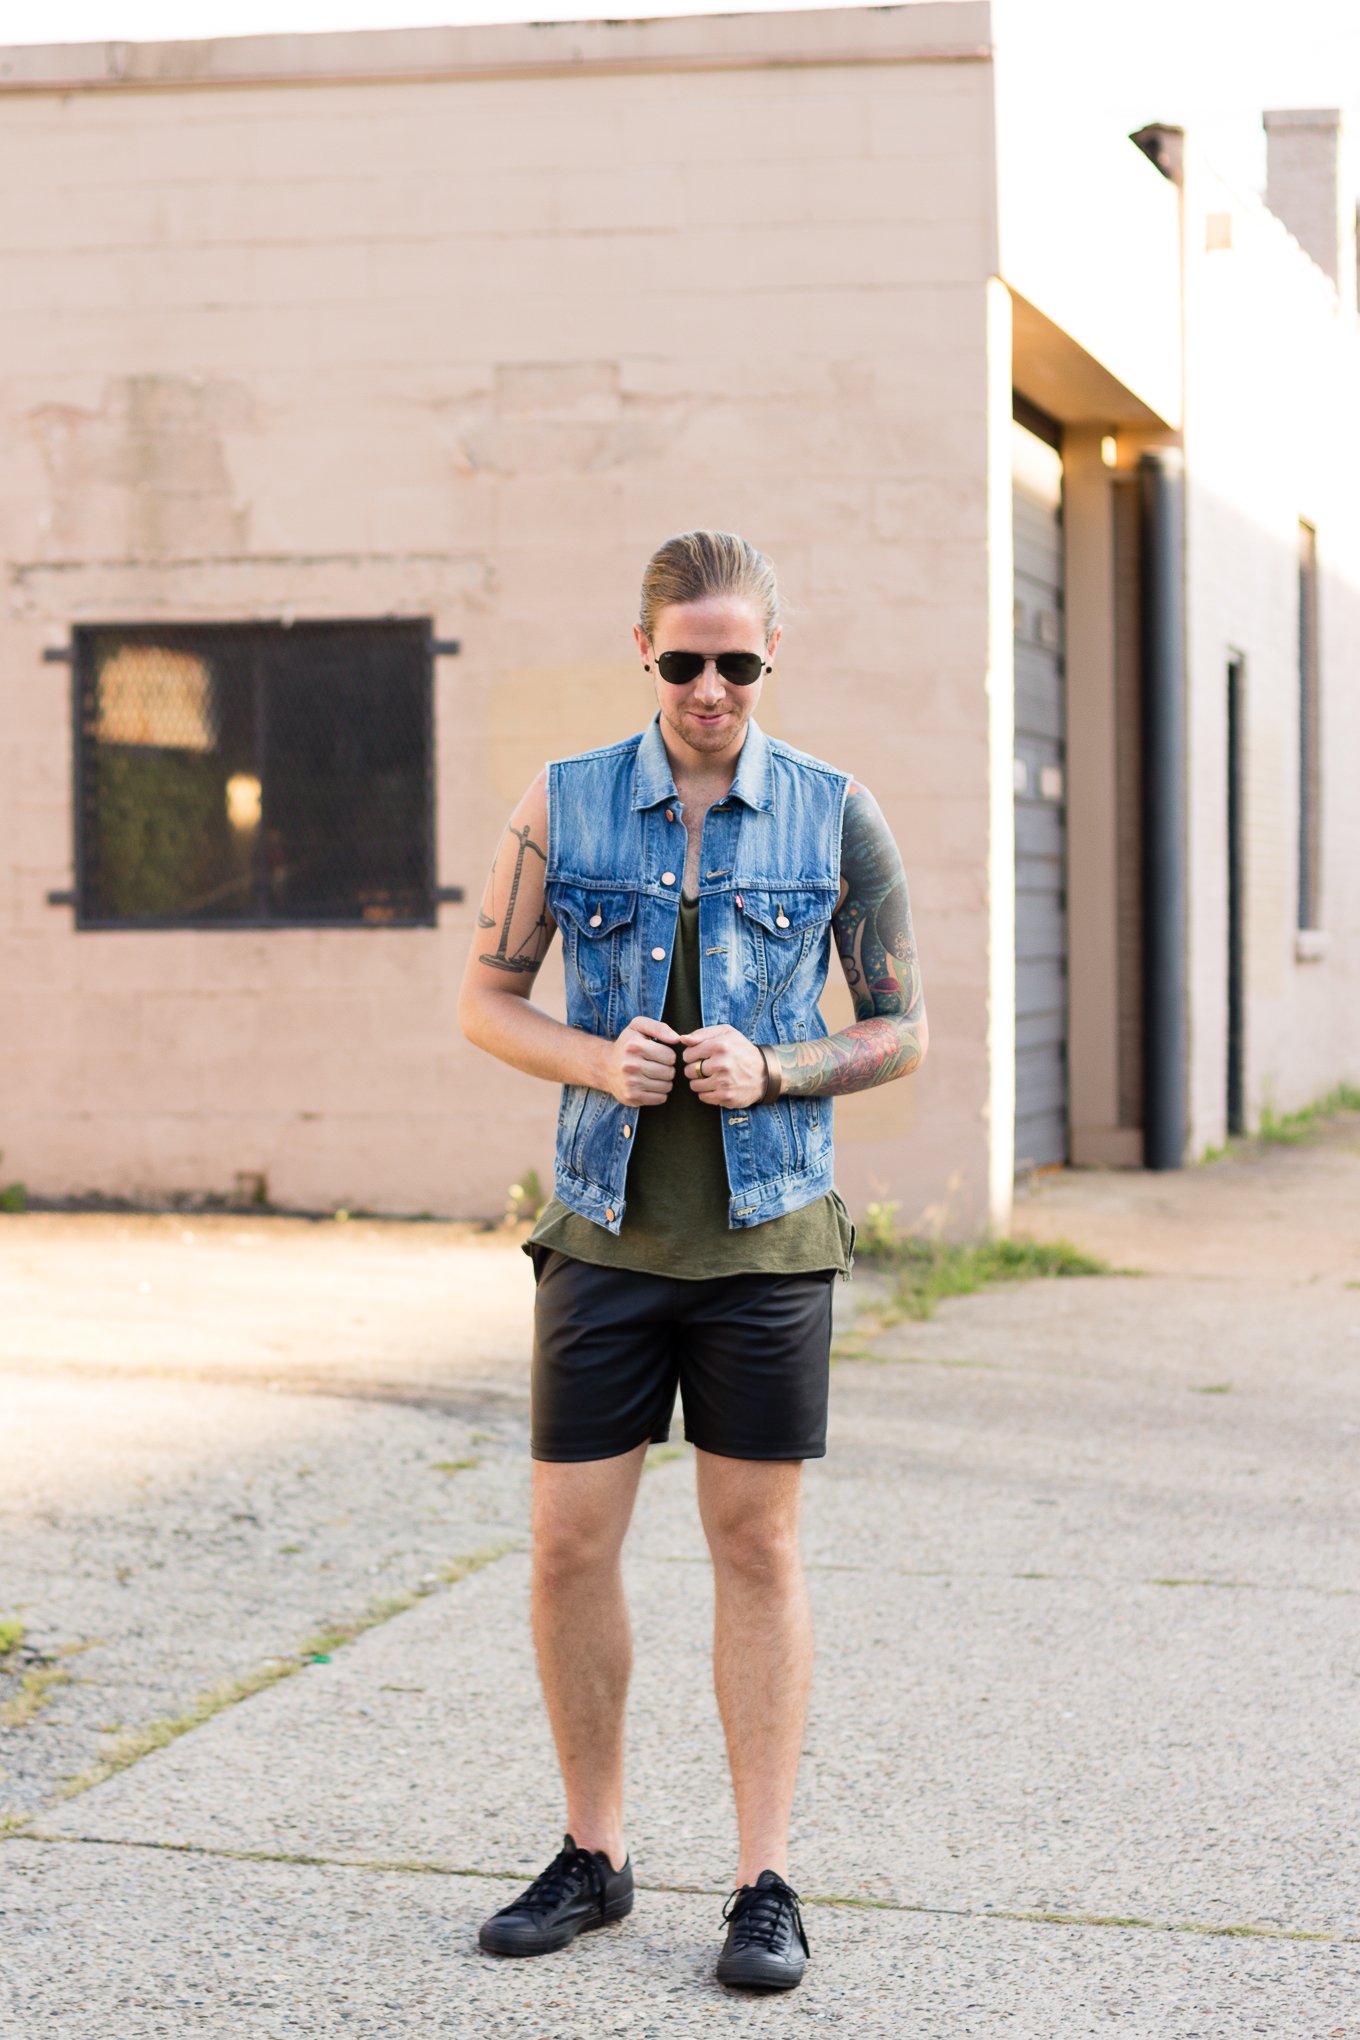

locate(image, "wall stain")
[[28, 375, 254, 562], [437, 359, 683, 477]]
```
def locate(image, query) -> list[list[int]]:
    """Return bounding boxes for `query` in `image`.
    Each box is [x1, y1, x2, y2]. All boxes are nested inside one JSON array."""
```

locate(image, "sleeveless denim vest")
[[544, 712, 850, 1234]]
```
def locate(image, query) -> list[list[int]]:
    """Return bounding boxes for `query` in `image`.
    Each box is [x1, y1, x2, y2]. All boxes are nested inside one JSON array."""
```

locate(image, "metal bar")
[[423, 620, 438, 917], [71, 631, 88, 926], [252, 636, 269, 919], [1138, 449, 1188, 1170]]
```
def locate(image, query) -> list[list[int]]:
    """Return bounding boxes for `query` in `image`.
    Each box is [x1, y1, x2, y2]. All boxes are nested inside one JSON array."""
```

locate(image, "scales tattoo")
[[479, 823, 551, 974]]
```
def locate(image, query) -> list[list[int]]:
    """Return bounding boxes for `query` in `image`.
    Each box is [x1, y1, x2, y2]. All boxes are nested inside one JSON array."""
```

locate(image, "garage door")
[[1012, 414, 1068, 1173]]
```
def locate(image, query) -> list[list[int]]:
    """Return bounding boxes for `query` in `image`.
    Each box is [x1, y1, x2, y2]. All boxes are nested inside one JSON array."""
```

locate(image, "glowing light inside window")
[[95, 646, 218, 751], [226, 773, 262, 829]]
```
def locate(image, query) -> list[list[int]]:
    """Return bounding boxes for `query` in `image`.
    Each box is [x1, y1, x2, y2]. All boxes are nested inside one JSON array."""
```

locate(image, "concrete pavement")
[[2, 1122, 1358, 2035]]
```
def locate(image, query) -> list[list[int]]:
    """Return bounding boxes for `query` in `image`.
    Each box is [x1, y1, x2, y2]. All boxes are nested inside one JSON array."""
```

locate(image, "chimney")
[[1263, 108, 1357, 307]]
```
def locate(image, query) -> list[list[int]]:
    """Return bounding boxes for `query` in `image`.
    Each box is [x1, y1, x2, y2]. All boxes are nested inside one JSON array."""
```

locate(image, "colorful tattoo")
[[477, 823, 553, 975], [775, 782, 926, 1097]]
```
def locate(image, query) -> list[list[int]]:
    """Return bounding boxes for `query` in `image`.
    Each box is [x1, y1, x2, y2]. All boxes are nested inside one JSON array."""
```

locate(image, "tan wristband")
[[759, 1044, 784, 1103]]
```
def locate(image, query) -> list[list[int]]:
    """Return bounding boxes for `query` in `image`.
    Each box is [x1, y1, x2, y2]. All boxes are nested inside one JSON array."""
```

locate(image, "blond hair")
[[638, 530, 779, 644]]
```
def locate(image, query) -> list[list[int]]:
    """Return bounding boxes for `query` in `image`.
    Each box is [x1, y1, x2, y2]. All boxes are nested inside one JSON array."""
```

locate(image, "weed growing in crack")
[[847, 1223, 1112, 1330]]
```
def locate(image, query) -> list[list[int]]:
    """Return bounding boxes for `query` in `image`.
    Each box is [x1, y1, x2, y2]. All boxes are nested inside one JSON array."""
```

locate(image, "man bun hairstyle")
[[639, 529, 779, 645]]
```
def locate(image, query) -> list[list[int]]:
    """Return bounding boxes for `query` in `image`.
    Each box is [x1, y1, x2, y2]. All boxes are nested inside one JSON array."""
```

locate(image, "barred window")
[[74, 621, 434, 928]]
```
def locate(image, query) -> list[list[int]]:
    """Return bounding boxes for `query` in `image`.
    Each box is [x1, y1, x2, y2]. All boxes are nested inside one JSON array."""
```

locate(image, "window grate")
[[73, 620, 434, 929]]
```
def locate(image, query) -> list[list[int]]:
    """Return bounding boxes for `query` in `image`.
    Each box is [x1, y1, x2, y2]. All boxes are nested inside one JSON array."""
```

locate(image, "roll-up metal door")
[[1012, 413, 1068, 1173]]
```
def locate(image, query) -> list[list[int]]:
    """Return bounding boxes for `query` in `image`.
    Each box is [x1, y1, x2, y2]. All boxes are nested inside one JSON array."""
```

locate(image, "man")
[[459, 530, 926, 1991]]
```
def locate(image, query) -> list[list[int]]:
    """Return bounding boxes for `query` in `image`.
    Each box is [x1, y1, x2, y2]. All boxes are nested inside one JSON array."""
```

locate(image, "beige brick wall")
[[0, 13, 1001, 1230]]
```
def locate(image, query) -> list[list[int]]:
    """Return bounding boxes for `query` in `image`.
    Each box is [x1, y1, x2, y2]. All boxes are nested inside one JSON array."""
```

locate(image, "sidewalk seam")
[[9, 1831, 1352, 1946], [648, 1555, 1360, 1597], [13, 1541, 521, 1825]]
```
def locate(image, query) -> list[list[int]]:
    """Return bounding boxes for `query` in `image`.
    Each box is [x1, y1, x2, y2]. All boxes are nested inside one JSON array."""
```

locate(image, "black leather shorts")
[[528, 1245, 836, 1463]]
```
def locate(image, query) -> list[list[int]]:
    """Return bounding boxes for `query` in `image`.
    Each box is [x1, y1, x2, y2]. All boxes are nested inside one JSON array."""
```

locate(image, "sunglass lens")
[[656, 651, 703, 685], [717, 654, 765, 686], [654, 651, 765, 686]]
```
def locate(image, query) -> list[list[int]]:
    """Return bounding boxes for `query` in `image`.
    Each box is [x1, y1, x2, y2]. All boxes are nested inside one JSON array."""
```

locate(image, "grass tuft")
[[853, 1226, 1112, 1326], [1, 1665, 71, 1728], [1257, 1082, 1360, 1145], [1196, 1080, 1360, 1162]]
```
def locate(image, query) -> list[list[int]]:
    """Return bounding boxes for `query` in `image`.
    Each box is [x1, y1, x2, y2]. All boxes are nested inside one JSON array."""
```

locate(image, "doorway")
[[1012, 404, 1069, 1173]]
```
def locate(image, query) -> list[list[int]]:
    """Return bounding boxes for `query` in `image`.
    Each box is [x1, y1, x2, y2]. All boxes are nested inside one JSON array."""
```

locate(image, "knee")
[[707, 1514, 803, 1590], [532, 1512, 622, 1591]]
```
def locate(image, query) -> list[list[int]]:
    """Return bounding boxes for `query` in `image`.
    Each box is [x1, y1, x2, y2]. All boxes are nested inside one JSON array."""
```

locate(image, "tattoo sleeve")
[[476, 821, 555, 976], [773, 782, 927, 1098]]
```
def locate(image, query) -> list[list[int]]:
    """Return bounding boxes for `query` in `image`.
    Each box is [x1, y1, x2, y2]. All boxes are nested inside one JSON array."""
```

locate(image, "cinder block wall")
[[1183, 156, 1360, 1149], [0, 11, 1000, 1227]]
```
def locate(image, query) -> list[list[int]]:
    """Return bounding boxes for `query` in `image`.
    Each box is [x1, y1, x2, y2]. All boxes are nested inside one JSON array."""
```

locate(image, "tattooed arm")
[[458, 770, 680, 1105], [774, 780, 927, 1098]]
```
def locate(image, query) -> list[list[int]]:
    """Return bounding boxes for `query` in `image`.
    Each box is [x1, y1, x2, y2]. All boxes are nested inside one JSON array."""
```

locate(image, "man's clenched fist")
[[680, 1025, 767, 1109], [603, 1015, 680, 1106]]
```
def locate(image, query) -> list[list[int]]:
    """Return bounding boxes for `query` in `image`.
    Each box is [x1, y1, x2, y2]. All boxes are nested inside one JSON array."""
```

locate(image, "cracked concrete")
[[2, 1120, 1359, 2033]]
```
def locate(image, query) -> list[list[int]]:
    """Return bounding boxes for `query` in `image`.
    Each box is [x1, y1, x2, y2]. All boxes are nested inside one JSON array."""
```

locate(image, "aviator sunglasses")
[[649, 649, 772, 687]]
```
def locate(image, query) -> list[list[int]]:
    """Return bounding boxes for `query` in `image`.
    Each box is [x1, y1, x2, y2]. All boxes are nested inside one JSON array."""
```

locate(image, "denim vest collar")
[[630, 710, 776, 815]]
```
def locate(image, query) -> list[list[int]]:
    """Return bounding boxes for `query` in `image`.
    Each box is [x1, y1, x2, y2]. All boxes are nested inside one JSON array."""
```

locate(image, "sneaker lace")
[[512, 1843, 607, 1922], [721, 1875, 810, 1956]]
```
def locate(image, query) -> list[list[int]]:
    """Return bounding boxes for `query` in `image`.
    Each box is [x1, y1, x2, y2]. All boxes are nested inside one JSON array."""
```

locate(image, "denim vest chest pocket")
[[735, 888, 835, 1008], [549, 884, 637, 1036]]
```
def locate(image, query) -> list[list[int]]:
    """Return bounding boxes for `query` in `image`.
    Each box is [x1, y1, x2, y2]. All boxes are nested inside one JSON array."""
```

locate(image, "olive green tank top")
[[527, 892, 854, 1279]]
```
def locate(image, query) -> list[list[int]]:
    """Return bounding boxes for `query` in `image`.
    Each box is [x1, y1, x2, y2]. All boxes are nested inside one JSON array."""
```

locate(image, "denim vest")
[[544, 712, 850, 1234]]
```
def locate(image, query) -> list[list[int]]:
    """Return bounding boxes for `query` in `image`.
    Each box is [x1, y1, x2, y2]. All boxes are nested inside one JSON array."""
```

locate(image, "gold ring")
[[697, 1058, 707, 1079]]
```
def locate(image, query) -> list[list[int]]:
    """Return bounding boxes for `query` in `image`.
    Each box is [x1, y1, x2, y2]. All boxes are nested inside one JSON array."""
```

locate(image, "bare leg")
[[695, 1451, 812, 1888], [530, 1441, 649, 1871]]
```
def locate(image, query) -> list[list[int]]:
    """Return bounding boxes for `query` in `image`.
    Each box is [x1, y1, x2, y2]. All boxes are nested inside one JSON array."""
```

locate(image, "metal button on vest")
[[665, 808, 675, 822], [776, 910, 790, 928], [622, 1124, 632, 1138], [734, 893, 743, 908], [589, 912, 602, 927], [661, 871, 676, 886], [651, 946, 666, 960], [604, 1208, 615, 1222]]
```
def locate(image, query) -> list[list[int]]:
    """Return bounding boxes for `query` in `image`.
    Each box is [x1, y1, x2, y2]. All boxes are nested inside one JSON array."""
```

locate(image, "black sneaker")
[[715, 1868, 810, 1990], [478, 1833, 634, 1957]]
